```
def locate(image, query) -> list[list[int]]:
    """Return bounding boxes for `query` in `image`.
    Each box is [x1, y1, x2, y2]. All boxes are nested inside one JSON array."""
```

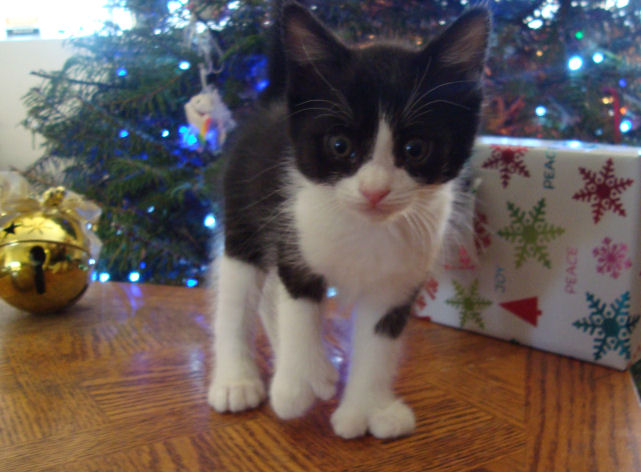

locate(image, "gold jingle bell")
[[0, 184, 100, 314]]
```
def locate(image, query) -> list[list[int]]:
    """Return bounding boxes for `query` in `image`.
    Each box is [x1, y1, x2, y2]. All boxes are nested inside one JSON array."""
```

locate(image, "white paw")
[[331, 398, 415, 439], [208, 374, 266, 413], [269, 373, 315, 420], [368, 400, 415, 439], [330, 404, 368, 439], [309, 355, 339, 401], [269, 352, 338, 419]]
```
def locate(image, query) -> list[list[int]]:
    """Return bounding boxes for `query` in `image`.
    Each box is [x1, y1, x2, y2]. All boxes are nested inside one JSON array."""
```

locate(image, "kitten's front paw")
[[208, 374, 266, 413], [330, 399, 415, 439], [269, 373, 315, 420], [330, 404, 368, 439], [368, 400, 415, 439]]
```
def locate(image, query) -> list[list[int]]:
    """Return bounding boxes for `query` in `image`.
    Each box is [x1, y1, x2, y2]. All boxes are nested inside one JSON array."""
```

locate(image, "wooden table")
[[1, 282, 640, 471]]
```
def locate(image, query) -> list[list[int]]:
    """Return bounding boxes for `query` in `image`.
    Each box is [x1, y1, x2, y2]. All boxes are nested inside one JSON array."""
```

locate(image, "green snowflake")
[[573, 291, 640, 361], [445, 279, 492, 329], [497, 198, 565, 269]]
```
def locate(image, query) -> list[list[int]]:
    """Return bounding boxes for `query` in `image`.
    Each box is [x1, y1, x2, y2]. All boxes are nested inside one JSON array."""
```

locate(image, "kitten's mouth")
[[356, 202, 404, 221]]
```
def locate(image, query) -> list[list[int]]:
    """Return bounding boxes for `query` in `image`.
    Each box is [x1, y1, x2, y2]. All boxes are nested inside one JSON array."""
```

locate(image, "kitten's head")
[[281, 2, 490, 220]]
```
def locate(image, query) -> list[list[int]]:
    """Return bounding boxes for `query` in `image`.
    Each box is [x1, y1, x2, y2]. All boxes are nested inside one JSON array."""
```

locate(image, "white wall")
[[0, 39, 72, 170]]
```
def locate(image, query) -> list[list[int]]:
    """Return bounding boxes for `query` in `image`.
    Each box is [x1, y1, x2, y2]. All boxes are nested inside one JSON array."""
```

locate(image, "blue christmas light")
[[147, 205, 155, 213], [204, 213, 217, 229], [535, 105, 547, 117], [99, 272, 111, 283], [186, 278, 199, 288], [178, 60, 191, 71], [327, 287, 338, 297], [568, 56, 583, 71], [619, 78, 627, 88], [117, 67, 128, 77], [140, 261, 147, 269], [119, 129, 129, 138], [128, 271, 141, 283], [592, 52, 604, 63], [256, 79, 269, 92], [161, 129, 170, 138], [179, 125, 189, 134], [620, 119, 632, 133]]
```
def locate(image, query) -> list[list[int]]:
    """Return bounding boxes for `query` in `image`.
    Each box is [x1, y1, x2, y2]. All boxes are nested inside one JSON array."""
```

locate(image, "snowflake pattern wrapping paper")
[[413, 137, 641, 370]]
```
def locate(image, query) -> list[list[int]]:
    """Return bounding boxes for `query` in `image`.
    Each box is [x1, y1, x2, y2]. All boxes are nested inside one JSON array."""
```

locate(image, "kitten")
[[208, 1, 490, 439]]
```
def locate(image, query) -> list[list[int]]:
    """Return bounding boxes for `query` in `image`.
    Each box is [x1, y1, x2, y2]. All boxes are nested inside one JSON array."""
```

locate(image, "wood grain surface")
[[1, 282, 640, 471]]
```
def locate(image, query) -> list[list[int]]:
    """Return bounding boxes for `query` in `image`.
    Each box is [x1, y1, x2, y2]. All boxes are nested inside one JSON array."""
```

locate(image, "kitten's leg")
[[331, 301, 415, 439], [269, 271, 338, 419], [208, 254, 267, 413]]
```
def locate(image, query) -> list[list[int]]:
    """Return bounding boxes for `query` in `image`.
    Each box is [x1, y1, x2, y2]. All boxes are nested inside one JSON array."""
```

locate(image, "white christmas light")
[[99, 272, 111, 282], [178, 61, 191, 71], [129, 271, 141, 283], [592, 52, 604, 63], [620, 119, 632, 133], [568, 56, 583, 71], [204, 214, 217, 229], [535, 106, 547, 117], [528, 19, 543, 29]]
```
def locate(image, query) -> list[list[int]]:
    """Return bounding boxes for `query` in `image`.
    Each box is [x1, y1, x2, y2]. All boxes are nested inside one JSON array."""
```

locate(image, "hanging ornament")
[[0, 173, 102, 314], [184, 64, 235, 152]]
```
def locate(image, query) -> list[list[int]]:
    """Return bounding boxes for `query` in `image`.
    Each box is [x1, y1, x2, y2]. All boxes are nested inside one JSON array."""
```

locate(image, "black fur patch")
[[375, 303, 412, 339], [278, 262, 326, 302]]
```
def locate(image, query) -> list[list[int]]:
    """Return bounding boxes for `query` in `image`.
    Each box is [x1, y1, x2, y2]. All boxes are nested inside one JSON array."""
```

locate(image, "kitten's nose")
[[360, 188, 391, 207]]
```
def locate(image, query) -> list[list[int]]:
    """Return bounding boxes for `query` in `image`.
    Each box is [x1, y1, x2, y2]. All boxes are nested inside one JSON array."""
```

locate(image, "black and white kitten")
[[209, 2, 490, 439]]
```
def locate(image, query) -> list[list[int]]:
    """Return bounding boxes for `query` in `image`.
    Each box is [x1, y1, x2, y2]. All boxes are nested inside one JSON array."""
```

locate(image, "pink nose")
[[360, 188, 391, 207]]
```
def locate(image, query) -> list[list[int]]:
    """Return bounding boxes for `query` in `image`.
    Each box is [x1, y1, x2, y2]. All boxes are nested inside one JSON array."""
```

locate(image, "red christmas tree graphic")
[[572, 158, 634, 224], [482, 145, 530, 188], [500, 297, 542, 326]]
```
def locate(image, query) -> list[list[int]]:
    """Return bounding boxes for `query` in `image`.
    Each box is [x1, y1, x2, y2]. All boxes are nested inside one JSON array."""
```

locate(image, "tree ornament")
[[0, 173, 102, 314], [184, 65, 235, 152]]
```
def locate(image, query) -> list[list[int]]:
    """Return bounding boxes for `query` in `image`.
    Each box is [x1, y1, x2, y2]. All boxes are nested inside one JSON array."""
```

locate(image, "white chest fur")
[[291, 178, 453, 304]]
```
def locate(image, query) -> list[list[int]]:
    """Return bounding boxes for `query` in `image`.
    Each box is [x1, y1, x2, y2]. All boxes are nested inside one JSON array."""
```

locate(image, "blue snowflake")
[[573, 291, 640, 361]]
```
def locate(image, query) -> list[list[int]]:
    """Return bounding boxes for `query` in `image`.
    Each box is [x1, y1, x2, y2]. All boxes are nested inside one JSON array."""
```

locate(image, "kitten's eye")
[[404, 139, 432, 164], [326, 135, 353, 160]]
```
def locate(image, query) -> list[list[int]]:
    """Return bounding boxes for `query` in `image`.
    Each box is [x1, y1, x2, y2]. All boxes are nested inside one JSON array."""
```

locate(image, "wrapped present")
[[414, 136, 641, 370]]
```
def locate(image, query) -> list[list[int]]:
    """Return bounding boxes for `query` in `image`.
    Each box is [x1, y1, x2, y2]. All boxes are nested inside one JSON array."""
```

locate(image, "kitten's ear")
[[427, 7, 491, 79], [281, 2, 350, 67]]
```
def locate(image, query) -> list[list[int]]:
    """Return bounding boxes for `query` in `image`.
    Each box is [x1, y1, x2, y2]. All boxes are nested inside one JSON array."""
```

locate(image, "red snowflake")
[[412, 277, 438, 319], [593, 237, 632, 279], [573, 158, 634, 224], [423, 276, 439, 300], [482, 145, 530, 188], [444, 247, 476, 270], [473, 210, 492, 253]]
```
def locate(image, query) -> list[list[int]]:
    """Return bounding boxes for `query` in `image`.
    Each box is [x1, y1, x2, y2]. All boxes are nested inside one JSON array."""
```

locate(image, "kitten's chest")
[[291, 188, 433, 297]]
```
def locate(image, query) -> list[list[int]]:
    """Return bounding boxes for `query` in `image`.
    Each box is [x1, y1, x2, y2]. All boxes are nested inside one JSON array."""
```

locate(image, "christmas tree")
[[21, 0, 641, 285]]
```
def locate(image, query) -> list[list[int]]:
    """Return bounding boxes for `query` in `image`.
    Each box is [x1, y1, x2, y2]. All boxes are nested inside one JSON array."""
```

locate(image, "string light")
[[204, 214, 217, 229], [119, 129, 129, 138], [568, 56, 583, 71], [186, 278, 199, 288], [99, 272, 111, 282], [116, 67, 128, 77], [128, 271, 141, 283], [620, 119, 632, 133], [161, 129, 170, 138], [592, 52, 604, 63], [535, 105, 547, 117], [178, 60, 191, 71]]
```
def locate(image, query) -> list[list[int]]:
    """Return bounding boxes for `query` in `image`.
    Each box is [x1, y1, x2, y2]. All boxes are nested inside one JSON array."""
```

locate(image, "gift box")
[[414, 136, 641, 370]]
